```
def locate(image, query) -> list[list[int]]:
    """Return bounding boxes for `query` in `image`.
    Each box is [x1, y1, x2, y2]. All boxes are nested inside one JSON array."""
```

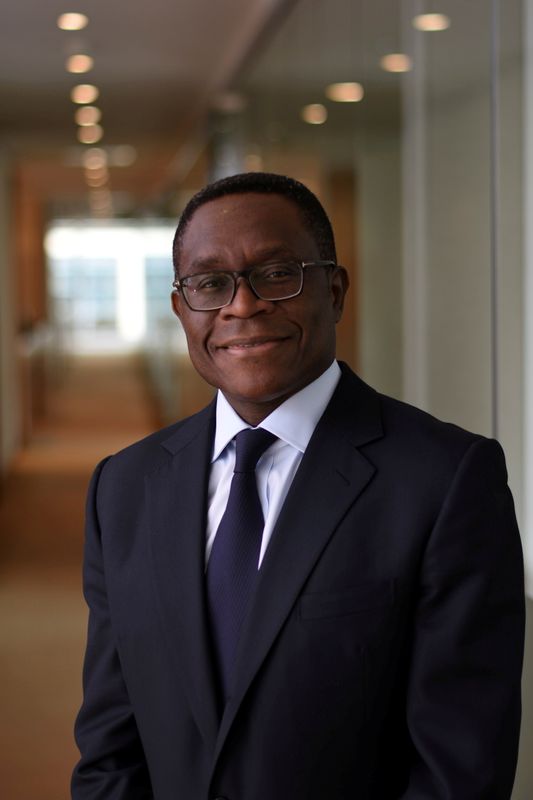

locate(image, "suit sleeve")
[[400, 437, 525, 799], [71, 458, 154, 800]]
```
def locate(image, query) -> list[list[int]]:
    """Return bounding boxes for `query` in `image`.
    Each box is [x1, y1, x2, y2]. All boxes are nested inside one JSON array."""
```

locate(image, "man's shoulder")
[[335, 363, 490, 473], [378, 390, 481, 446]]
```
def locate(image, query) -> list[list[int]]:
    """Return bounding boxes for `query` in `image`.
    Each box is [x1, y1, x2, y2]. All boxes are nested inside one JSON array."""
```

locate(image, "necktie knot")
[[234, 428, 276, 473]]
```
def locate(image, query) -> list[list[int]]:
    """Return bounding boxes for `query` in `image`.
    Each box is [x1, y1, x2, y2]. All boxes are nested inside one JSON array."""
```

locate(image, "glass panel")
[[403, 0, 493, 435]]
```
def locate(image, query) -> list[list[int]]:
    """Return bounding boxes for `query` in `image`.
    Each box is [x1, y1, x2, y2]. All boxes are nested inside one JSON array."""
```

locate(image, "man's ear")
[[171, 288, 182, 320], [331, 266, 350, 323]]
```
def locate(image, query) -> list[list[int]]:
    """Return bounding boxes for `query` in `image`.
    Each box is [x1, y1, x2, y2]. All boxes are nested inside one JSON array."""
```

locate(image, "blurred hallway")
[[0, 353, 159, 800]]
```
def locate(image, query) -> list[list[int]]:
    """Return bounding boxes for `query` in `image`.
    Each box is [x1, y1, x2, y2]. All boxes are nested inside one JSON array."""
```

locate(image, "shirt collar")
[[212, 360, 341, 461]]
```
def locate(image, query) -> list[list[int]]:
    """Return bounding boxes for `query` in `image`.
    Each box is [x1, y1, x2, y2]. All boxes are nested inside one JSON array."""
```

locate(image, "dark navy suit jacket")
[[72, 364, 524, 799]]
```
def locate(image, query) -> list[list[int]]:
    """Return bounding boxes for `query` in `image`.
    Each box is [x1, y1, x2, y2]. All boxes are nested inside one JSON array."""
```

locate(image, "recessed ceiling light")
[[85, 164, 107, 179], [86, 172, 108, 188], [71, 84, 99, 104], [325, 82, 364, 103], [66, 54, 94, 74], [412, 13, 451, 32], [78, 124, 103, 144], [75, 106, 101, 126], [380, 53, 413, 73], [57, 13, 89, 31], [301, 104, 328, 125], [82, 148, 108, 169]]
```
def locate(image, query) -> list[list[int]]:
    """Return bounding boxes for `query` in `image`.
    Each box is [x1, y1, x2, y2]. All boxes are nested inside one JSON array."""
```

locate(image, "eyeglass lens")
[[183, 262, 303, 310]]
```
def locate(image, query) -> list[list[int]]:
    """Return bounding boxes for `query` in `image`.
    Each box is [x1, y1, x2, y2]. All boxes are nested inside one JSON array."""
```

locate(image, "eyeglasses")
[[172, 260, 336, 312]]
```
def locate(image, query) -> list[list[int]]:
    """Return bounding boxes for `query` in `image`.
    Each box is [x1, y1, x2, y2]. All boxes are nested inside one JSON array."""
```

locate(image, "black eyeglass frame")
[[172, 259, 337, 311]]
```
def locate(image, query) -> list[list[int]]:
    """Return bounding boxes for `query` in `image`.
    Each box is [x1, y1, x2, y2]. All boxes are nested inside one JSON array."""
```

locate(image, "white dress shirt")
[[206, 360, 341, 568]]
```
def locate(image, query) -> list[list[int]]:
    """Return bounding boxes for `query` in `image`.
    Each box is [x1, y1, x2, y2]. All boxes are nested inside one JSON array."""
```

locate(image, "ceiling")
[[0, 0, 286, 216], [0, 0, 517, 219]]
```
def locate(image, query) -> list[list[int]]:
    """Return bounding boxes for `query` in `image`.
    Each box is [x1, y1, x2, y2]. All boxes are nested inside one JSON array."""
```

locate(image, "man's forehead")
[[180, 192, 313, 255], [187, 191, 303, 224]]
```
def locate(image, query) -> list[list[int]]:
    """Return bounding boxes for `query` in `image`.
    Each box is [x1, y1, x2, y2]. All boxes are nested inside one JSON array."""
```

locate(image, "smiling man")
[[72, 172, 524, 800]]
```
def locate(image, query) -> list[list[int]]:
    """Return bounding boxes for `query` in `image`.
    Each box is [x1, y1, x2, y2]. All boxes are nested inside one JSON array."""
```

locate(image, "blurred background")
[[0, 0, 532, 797]]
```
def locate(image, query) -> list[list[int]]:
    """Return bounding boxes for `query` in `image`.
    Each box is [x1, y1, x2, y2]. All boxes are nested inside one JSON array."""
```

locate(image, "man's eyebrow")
[[253, 246, 296, 261], [187, 256, 226, 271], [187, 247, 297, 272]]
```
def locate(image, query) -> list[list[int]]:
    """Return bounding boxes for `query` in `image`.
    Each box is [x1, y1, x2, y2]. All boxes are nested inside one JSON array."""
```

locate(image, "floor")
[[0, 353, 158, 800]]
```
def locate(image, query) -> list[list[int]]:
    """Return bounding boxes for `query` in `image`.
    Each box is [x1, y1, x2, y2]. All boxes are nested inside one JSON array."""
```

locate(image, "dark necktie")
[[206, 427, 276, 701]]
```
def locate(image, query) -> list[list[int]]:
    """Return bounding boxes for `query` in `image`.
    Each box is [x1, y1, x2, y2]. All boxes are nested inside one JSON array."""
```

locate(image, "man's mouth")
[[216, 336, 288, 352]]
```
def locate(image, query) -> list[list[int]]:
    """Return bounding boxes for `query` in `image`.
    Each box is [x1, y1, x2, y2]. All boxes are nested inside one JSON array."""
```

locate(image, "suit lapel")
[[147, 402, 220, 750], [213, 367, 384, 762]]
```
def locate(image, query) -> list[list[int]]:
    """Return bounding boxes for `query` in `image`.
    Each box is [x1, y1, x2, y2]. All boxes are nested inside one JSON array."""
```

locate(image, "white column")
[[523, 0, 533, 596]]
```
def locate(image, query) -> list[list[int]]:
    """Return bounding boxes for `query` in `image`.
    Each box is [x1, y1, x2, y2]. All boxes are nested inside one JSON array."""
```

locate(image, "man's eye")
[[194, 275, 229, 291], [260, 264, 298, 281]]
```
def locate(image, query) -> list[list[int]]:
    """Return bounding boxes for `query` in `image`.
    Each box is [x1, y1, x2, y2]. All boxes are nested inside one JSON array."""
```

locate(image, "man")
[[72, 172, 524, 799]]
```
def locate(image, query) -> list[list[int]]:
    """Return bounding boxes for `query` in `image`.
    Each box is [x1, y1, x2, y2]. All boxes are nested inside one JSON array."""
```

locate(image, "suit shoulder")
[[379, 391, 480, 446], [338, 364, 484, 458], [348, 387, 512, 518], [373, 390, 502, 483]]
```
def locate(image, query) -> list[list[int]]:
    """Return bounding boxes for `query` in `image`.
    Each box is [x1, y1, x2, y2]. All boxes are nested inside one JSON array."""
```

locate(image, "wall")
[[358, 130, 403, 399]]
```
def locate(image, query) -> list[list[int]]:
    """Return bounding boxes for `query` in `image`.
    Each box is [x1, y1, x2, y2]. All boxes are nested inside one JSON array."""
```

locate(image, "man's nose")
[[220, 275, 272, 317]]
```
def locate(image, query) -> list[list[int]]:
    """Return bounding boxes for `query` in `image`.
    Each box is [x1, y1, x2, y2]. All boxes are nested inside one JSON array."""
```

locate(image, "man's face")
[[171, 192, 348, 424]]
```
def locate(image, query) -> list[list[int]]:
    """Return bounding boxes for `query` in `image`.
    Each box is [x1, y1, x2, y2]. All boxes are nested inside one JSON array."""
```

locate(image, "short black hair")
[[172, 171, 337, 279]]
